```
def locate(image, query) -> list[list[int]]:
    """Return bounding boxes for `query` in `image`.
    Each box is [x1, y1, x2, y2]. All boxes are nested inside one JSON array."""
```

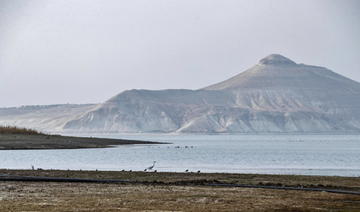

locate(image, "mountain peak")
[[259, 54, 296, 66]]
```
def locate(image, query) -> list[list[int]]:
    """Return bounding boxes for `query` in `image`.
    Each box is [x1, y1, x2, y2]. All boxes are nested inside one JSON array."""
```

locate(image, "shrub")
[[0, 126, 43, 135]]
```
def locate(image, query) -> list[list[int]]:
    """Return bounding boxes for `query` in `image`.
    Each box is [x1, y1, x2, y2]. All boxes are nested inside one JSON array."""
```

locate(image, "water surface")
[[1, 134, 359, 176]]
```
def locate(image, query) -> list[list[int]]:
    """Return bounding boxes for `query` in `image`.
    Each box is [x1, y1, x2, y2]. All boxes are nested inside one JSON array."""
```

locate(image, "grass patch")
[[1, 182, 359, 212], [0, 126, 44, 135]]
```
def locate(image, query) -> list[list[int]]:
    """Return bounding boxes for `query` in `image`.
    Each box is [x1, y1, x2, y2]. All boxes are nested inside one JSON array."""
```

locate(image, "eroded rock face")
[[62, 54, 360, 133], [2, 54, 360, 133], [0, 104, 96, 133]]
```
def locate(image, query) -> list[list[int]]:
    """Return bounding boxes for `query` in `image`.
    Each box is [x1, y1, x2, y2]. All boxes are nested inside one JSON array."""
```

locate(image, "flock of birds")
[[30, 161, 201, 173], [143, 161, 200, 173], [142, 146, 197, 172], [30, 146, 199, 173]]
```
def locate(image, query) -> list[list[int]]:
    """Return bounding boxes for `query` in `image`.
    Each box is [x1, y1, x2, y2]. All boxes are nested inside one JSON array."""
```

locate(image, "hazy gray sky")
[[0, 0, 359, 107]]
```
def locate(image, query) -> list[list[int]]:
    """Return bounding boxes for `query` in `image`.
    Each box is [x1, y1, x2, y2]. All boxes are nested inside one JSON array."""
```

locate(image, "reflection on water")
[[1, 134, 359, 176]]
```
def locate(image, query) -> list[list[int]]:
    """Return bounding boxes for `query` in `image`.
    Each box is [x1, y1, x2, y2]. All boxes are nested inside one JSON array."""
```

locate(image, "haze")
[[0, 0, 359, 107]]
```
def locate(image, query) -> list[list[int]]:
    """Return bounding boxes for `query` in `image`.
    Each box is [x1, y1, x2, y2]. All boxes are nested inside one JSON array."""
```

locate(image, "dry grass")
[[1, 170, 359, 211], [0, 181, 359, 212], [0, 126, 43, 135], [3, 169, 360, 191]]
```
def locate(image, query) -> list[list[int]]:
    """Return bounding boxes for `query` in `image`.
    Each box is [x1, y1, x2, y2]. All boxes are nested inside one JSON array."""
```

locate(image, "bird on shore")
[[144, 161, 156, 171]]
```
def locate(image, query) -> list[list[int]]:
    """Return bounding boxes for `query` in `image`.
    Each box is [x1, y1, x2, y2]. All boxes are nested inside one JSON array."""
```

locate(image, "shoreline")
[[1, 169, 359, 190], [1, 174, 360, 196], [0, 133, 164, 150]]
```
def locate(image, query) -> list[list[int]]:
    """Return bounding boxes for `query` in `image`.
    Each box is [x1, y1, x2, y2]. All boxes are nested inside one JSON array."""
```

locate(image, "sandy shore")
[[0, 169, 359, 211], [0, 133, 162, 150]]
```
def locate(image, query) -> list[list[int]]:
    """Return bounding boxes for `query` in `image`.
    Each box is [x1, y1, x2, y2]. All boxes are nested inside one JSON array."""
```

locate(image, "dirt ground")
[[1, 181, 360, 212], [0, 170, 360, 211]]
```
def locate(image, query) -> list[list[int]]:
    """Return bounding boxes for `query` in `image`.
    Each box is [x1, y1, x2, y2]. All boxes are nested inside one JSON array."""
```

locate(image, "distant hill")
[[2, 54, 360, 133], [0, 104, 96, 132]]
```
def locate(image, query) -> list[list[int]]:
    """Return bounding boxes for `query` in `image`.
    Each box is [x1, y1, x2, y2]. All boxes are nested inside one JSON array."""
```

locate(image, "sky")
[[0, 0, 359, 107]]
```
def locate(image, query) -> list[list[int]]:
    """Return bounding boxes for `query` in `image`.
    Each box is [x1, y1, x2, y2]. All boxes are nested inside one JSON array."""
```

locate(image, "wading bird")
[[144, 161, 156, 171]]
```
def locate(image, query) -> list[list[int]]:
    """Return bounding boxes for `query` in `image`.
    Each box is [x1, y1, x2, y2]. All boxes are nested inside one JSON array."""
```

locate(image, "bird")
[[144, 161, 156, 171], [185, 169, 189, 173]]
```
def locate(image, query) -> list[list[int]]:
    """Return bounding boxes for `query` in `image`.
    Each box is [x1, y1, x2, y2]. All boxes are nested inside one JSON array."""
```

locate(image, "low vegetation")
[[2, 169, 360, 191], [0, 170, 360, 211], [0, 126, 43, 135]]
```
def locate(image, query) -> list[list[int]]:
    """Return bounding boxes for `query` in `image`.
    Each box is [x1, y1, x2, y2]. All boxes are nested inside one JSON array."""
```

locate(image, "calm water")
[[1, 134, 360, 176]]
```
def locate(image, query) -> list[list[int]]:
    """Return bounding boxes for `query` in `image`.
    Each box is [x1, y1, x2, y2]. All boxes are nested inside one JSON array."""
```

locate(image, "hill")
[[62, 54, 360, 133]]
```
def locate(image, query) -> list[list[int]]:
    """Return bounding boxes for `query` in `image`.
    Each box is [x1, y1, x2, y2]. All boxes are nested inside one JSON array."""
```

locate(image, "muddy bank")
[[1, 169, 359, 191], [0, 134, 163, 150]]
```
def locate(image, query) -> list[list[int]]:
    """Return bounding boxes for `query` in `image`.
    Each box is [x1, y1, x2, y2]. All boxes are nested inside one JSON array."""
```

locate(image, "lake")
[[1, 134, 359, 177]]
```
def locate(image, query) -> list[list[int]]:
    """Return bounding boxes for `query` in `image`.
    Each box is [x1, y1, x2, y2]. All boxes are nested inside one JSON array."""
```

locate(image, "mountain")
[[0, 104, 96, 132], [1, 54, 360, 133], [61, 54, 360, 133]]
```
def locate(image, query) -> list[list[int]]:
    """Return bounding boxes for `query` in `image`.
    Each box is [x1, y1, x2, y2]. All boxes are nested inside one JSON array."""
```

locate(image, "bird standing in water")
[[144, 161, 156, 171]]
